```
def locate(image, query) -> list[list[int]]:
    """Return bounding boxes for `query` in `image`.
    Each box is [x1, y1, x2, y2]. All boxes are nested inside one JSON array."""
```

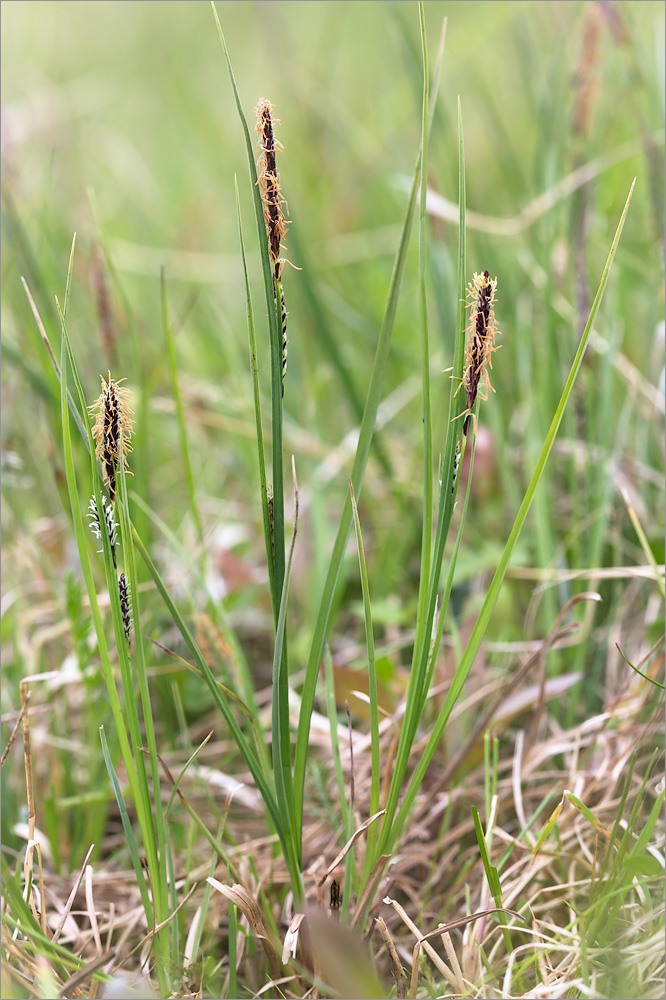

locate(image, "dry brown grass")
[[3, 575, 663, 999]]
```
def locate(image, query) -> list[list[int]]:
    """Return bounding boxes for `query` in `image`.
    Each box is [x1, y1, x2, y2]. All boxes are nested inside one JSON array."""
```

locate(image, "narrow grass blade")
[[622, 486, 665, 599], [293, 139, 419, 853], [210, 2, 285, 610], [270, 458, 303, 903], [629, 784, 665, 859], [164, 732, 214, 819], [379, 100, 468, 851], [131, 525, 299, 886], [147, 639, 257, 716], [388, 180, 636, 852], [564, 790, 613, 837], [99, 726, 152, 917], [116, 447, 171, 946], [417, 0, 433, 593], [616, 640, 665, 690], [1, 855, 74, 981], [129, 490, 268, 756], [235, 177, 276, 615], [323, 644, 350, 833], [424, 444, 476, 700], [292, 16, 449, 852], [184, 837, 221, 974], [471, 807, 514, 960], [322, 644, 354, 915], [350, 486, 381, 884], [21, 276, 90, 451]]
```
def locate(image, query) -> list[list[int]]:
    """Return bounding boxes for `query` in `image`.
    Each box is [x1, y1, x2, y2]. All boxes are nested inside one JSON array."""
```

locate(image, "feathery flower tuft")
[[87, 492, 118, 564], [89, 374, 134, 501], [118, 572, 132, 642], [458, 271, 501, 436], [255, 99, 289, 268]]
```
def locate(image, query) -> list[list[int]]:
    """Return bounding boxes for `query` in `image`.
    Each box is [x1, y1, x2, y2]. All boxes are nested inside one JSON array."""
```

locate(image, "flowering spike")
[[118, 573, 132, 642], [89, 374, 134, 501], [87, 492, 118, 565], [455, 271, 501, 436], [255, 99, 289, 270], [267, 483, 275, 560], [451, 441, 462, 496], [275, 278, 288, 395]]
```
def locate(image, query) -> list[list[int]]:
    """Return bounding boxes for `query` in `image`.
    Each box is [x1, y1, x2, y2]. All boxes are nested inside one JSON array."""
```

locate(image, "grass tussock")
[[1, 2, 664, 999]]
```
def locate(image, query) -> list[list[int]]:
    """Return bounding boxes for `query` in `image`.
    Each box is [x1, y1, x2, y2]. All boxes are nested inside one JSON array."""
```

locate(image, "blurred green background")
[[2, 0, 664, 862]]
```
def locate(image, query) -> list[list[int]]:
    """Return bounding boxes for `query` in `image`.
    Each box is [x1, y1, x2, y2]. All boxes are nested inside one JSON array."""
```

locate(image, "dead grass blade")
[[84, 865, 103, 956], [375, 916, 408, 999], [352, 854, 392, 929], [1, 693, 30, 767], [57, 951, 115, 999], [316, 810, 385, 887], [383, 895, 457, 990], [51, 844, 95, 944], [207, 879, 281, 981]]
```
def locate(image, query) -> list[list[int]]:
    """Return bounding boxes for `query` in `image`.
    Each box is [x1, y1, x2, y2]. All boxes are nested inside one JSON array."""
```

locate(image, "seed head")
[[118, 572, 132, 642], [458, 271, 501, 436], [89, 374, 134, 501], [255, 99, 289, 270]]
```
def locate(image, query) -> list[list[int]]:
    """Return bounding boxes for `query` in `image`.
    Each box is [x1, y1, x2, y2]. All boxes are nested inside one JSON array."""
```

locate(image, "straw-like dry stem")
[[89, 374, 134, 501]]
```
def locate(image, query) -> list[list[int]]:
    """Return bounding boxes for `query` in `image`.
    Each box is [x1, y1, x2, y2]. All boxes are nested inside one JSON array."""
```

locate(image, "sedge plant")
[[3, 3, 659, 997]]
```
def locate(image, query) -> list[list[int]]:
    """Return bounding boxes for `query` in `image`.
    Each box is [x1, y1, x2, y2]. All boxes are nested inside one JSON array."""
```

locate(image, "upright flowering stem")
[[255, 99, 290, 399], [89, 373, 135, 644], [255, 99, 301, 870], [254, 98, 292, 623]]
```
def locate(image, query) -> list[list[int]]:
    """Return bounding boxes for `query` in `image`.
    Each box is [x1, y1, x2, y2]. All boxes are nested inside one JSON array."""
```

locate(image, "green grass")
[[1, 2, 664, 998]]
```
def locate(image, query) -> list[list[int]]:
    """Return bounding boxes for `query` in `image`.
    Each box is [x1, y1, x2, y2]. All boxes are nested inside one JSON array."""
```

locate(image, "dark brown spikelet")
[[89, 374, 134, 501], [255, 99, 289, 269], [267, 483, 275, 560], [459, 271, 501, 436], [330, 878, 341, 914], [117, 572, 132, 642], [274, 277, 288, 395]]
